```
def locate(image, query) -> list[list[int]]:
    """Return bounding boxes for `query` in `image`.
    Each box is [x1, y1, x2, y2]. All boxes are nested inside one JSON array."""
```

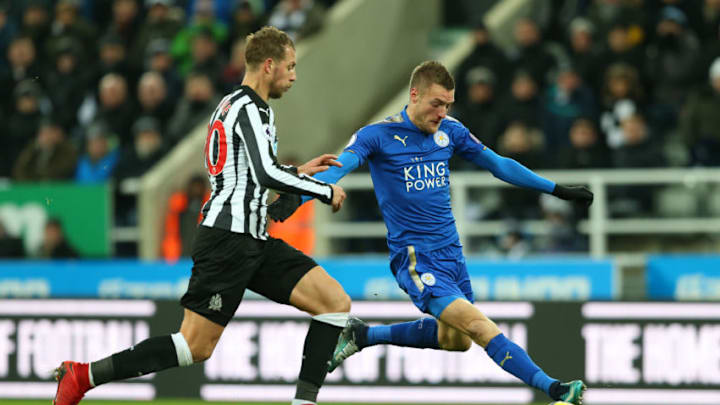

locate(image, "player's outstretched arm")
[[268, 151, 360, 222], [471, 148, 593, 206]]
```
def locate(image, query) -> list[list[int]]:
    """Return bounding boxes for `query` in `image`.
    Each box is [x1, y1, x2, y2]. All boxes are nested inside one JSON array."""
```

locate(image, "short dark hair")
[[410, 61, 455, 93], [245, 26, 294, 69]]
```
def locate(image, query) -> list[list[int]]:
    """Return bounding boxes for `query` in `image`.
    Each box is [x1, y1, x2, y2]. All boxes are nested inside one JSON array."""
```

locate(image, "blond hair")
[[245, 26, 294, 69]]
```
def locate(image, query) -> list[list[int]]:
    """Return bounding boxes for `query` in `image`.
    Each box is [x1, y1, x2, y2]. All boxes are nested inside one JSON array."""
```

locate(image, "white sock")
[[171, 332, 193, 367], [88, 363, 96, 387], [291, 399, 316, 405]]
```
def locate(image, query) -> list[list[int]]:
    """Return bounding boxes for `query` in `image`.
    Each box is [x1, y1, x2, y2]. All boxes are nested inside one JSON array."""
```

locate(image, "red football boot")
[[53, 361, 92, 405]]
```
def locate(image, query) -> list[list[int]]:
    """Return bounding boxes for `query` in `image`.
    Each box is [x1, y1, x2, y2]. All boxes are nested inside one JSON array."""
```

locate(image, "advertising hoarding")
[[1, 300, 719, 403]]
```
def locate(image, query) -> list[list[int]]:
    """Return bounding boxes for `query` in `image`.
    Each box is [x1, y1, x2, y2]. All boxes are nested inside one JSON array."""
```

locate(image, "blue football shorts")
[[390, 242, 474, 318]]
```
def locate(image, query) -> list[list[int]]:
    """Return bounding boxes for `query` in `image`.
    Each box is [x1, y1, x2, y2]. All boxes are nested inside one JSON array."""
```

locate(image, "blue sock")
[[364, 318, 440, 349], [486, 333, 558, 396]]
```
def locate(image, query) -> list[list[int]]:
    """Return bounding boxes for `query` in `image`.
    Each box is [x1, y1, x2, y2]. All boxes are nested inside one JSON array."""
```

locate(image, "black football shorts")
[[180, 225, 318, 326]]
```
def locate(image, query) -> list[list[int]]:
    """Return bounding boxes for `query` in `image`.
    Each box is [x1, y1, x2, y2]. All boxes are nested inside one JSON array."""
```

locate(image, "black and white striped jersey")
[[200, 85, 332, 239]]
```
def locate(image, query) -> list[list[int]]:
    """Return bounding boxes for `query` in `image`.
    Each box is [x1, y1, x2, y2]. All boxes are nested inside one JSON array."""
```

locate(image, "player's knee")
[[189, 344, 215, 362], [328, 291, 351, 313], [466, 318, 500, 348]]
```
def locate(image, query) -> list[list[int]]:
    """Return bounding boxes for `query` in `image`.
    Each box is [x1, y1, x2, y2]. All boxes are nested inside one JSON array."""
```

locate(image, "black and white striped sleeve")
[[235, 102, 333, 204]]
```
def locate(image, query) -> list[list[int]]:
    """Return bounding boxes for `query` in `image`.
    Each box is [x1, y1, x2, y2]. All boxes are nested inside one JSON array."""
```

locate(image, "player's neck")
[[241, 73, 270, 102]]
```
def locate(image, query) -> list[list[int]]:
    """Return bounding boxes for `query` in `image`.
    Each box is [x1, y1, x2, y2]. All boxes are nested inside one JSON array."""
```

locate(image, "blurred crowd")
[[0, 0, 332, 258], [445, 0, 720, 238], [0, 0, 331, 224], [454, 0, 720, 171]]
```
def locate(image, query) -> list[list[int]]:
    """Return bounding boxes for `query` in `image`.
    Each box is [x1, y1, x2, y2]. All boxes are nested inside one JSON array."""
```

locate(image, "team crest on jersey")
[[421, 272, 436, 286], [433, 131, 449, 147]]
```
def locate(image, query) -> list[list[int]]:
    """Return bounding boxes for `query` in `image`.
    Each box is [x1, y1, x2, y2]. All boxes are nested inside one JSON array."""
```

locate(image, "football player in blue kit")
[[269, 61, 593, 404]]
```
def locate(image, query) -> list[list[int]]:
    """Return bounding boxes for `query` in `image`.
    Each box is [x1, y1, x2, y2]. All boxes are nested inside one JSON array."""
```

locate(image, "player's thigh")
[[289, 265, 351, 315], [437, 318, 472, 351], [437, 298, 501, 348], [179, 308, 225, 362], [248, 238, 350, 315]]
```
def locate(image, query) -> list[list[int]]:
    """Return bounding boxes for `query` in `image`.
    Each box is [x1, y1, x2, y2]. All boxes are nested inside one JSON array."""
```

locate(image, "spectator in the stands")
[[221, 37, 246, 92], [539, 193, 586, 253], [130, 0, 181, 68], [168, 71, 219, 142], [137, 71, 174, 132], [228, 0, 264, 53], [556, 117, 610, 169], [268, 0, 326, 42], [171, 0, 228, 77], [40, 218, 78, 259], [45, 37, 89, 132], [186, 27, 224, 82], [496, 122, 546, 219], [13, 117, 78, 181], [0, 220, 25, 258], [454, 66, 501, 149], [612, 113, 664, 169], [145, 38, 182, 100], [596, 21, 645, 90], [115, 116, 165, 181], [567, 17, 601, 93], [3, 80, 46, 178], [542, 63, 596, 147], [454, 18, 509, 105], [105, 0, 141, 49], [509, 17, 558, 87], [18, 1, 51, 63], [75, 121, 120, 183], [586, 0, 647, 42], [611, 113, 664, 216], [645, 6, 700, 112], [93, 73, 137, 147], [698, 0, 720, 42], [94, 32, 138, 91], [161, 174, 209, 261], [0, 35, 42, 113], [497, 70, 542, 130], [0, 1, 17, 74], [679, 57, 720, 166], [46, 0, 97, 64], [599, 63, 645, 149]]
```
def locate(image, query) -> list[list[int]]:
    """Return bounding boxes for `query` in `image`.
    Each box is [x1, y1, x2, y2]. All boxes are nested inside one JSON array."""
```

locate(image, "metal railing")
[[313, 168, 720, 257]]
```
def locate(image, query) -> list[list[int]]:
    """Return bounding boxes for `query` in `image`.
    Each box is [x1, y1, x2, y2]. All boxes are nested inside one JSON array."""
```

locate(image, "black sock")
[[91, 335, 179, 385], [355, 324, 369, 349], [295, 319, 343, 402], [549, 381, 569, 400]]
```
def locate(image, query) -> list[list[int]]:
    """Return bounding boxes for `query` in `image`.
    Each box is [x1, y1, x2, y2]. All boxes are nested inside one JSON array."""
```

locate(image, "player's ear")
[[263, 58, 273, 74], [409, 87, 420, 104]]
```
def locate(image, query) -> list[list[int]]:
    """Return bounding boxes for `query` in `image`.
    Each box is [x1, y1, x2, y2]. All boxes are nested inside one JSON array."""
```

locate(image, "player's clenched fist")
[[330, 184, 346, 212]]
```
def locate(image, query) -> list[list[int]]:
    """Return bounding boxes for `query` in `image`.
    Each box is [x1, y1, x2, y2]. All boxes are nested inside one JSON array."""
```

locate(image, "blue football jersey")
[[345, 107, 486, 252]]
